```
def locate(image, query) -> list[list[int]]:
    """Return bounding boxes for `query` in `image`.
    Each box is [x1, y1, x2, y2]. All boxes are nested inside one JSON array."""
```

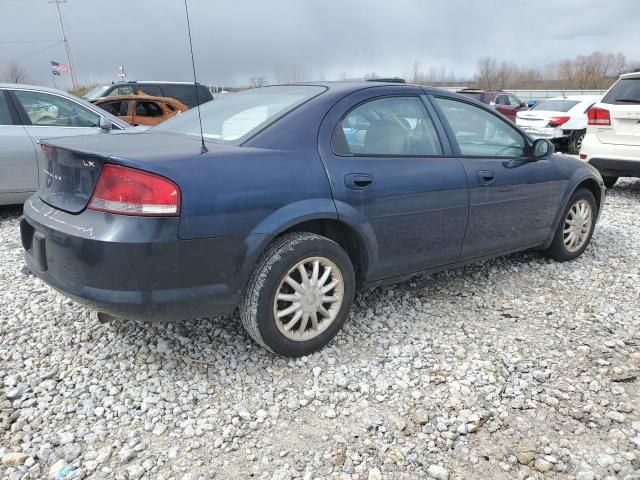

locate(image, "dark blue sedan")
[[21, 82, 605, 356]]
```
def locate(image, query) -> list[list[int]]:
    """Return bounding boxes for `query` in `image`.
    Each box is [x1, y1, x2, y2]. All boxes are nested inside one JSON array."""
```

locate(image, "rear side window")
[[435, 97, 525, 158], [135, 101, 163, 117], [333, 96, 443, 156], [100, 100, 129, 117], [602, 78, 640, 105], [0, 91, 13, 125], [139, 85, 163, 97], [162, 85, 211, 107]]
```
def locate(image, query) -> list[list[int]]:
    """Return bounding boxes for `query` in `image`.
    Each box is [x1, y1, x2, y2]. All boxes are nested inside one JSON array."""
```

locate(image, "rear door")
[[0, 90, 39, 196], [432, 95, 562, 259], [318, 86, 469, 280], [596, 76, 640, 146]]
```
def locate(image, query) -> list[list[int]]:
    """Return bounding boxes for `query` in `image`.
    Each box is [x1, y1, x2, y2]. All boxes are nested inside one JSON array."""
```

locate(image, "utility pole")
[[48, 0, 78, 89]]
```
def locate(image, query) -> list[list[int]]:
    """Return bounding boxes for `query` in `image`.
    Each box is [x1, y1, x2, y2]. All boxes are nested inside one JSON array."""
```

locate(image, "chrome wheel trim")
[[273, 256, 344, 342], [563, 199, 592, 253]]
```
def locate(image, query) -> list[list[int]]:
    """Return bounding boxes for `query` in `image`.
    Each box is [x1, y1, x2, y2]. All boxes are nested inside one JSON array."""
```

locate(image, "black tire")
[[602, 175, 618, 189], [240, 232, 355, 357], [568, 130, 585, 155], [543, 188, 597, 262]]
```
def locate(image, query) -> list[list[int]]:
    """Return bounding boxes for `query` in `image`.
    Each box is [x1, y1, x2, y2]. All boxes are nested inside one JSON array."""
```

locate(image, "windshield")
[[153, 85, 326, 142], [602, 78, 640, 105], [531, 99, 580, 112], [83, 85, 113, 100]]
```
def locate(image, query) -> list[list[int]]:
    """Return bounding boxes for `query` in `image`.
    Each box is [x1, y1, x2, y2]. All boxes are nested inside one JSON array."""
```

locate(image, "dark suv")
[[83, 81, 213, 108], [457, 89, 527, 122]]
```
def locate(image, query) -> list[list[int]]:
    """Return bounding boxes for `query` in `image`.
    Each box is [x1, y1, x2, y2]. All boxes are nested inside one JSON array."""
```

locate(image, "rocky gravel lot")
[[1, 179, 639, 480]]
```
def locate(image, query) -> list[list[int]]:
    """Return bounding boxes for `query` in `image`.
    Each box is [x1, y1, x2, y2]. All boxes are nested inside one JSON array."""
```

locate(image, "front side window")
[[333, 96, 442, 156], [0, 91, 13, 125], [13, 90, 100, 127], [508, 95, 522, 107], [153, 85, 325, 142], [435, 97, 526, 157], [495, 95, 509, 106], [135, 101, 163, 117]]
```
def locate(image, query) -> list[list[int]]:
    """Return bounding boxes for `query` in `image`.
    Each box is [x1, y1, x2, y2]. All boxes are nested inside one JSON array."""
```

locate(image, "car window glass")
[[508, 96, 522, 107], [13, 90, 100, 127], [135, 101, 163, 117], [532, 100, 580, 112], [165, 103, 176, 112], [139, 85, 163, 96], [0, 92, 12, 125], [435, 97, 526, 157], [333, 96, 442, 156], [495, 95, 509, 105], [100, 100, 129, 117], [601, 78, 640, 105], [108, 85, 135, 97]]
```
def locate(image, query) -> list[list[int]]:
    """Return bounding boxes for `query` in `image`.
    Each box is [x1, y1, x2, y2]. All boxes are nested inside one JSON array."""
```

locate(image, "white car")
[[580, 71, 640, 188], [516, 95, 601, 154]]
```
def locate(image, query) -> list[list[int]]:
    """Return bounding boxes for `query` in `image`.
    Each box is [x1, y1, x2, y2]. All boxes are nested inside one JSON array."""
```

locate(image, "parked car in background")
[[516, 95, 601, 154], [456, 88, 527, 122], [83, 81, 213, 108], [580, 72, 640, 188], [0, 84, 138, 206], [22, 82, 604, 357], [93, 95, 188, 126]]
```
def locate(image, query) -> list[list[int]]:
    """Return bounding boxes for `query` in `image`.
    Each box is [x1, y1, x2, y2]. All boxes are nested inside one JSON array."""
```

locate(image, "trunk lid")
[[595, 104, 640, 146], [516, 110, 556, 127], [37, 132, 234, 213], [39, 144, 107, 213]]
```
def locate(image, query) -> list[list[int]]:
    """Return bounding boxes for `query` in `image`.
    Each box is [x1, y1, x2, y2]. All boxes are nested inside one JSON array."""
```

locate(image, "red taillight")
[[547, 116, 570, 128], [587, 107, 611, 126], [88, 164, 180, 216]]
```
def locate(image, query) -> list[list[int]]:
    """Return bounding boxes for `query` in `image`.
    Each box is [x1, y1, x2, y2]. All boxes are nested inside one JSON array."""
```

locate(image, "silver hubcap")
[[575, 133, 584, 152], [273, 257, 344, 341], [563, 199, 592, 253]]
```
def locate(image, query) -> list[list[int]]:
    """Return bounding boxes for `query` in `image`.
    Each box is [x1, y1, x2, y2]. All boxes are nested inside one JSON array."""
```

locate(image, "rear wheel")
[[543, 188, 597, 261], [568, 130, 585, 155], [602, 175, 618, 189], [240, 232, 355, 357]]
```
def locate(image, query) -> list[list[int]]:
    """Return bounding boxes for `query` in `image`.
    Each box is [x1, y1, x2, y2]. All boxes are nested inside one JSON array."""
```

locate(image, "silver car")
[[0, 84, 137, 205]]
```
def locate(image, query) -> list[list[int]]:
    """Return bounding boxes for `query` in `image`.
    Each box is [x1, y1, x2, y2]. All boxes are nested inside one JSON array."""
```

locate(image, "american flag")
[[50, 61, 70, 76]]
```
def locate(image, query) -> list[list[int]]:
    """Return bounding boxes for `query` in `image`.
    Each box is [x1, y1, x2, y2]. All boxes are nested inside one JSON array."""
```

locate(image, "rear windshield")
[[83, 85, 112, 100], [531, 99, 580, 112], [153, 85, 326, 142], [602, 78, 640, 105]]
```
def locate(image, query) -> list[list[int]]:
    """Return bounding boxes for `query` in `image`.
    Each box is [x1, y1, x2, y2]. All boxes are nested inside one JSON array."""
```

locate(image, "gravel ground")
[[1, 179, 639, 480]]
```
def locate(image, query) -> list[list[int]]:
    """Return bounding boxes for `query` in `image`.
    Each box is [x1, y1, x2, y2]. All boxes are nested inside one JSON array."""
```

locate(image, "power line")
[[0, 40, 61, 44], [7, 41, 63, 62], [48, 0, 77, 89]]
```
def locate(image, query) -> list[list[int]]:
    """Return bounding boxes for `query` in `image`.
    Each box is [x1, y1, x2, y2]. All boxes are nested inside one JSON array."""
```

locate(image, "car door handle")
[[345, 173, 374, 190], [478, 170, 495, 185]]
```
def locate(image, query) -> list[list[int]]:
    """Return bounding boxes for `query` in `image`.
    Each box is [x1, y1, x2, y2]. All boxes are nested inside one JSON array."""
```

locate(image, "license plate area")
[[20, 218, 48, 271]]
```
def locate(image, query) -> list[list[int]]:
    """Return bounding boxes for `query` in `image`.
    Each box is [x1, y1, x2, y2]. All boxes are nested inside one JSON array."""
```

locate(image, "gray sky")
[[2, 0, 639, 89]]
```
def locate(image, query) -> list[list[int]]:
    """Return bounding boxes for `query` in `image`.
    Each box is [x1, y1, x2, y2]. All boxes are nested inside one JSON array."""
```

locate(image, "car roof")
[[0, 83, 77, 95], [620, 71, 640, 80], [93, 94, 188, 106], [539, 95, 602, 103]]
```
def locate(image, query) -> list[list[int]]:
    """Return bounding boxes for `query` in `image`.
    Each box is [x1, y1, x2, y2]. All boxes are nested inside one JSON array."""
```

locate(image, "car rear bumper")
[[519, 126, 566, 140], [21, 196, 266, 322], [587, 158, 640, 177]]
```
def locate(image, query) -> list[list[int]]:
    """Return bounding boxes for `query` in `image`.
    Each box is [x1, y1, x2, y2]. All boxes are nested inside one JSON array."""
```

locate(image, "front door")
[[432, 96, 562, 260], [318, 87, 469, 281], [0, 90, 39, 196]]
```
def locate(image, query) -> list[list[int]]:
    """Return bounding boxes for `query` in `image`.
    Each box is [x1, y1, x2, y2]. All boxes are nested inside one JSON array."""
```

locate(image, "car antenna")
[[184, 0, 207, 154]]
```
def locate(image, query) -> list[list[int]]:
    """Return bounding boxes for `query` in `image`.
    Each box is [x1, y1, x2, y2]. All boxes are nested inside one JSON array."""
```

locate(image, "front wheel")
[[543, 188, 597, 261], [240, 232, 355, 357]]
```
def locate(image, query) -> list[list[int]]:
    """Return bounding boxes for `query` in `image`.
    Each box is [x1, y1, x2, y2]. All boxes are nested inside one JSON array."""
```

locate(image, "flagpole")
[[52, 71, 57, 89], [49, 0, 78, 90]]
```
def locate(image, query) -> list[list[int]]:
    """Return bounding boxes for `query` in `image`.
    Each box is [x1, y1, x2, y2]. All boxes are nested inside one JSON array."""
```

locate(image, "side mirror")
[[532, 138, 554, 159], [520, 102, 527, 109], [99, 117, 113, 130]]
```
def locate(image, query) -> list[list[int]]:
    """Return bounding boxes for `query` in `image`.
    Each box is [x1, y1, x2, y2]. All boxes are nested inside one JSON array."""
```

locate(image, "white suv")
[[580, 71, 640, 188]]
